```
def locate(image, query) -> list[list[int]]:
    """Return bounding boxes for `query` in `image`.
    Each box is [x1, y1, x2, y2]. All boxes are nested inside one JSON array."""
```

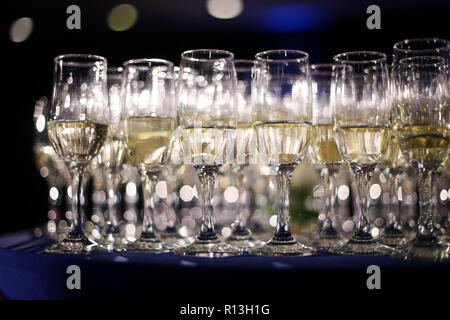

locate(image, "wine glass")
[[174, 49, 241, 257], [378, 123, 410, 248], [249, 50, 316, 257], [33, 96, 70, 238], [121, 59, 177, 253], [308, 64, 343, 250], [96, 66, 127, 251], [393, 37, 450, 245], [46, 54, 110, 254], [224, 59, 264, 251], [330, 51, 395, 256], [393, 38, 449, 65], [392, 56, 449, 261]]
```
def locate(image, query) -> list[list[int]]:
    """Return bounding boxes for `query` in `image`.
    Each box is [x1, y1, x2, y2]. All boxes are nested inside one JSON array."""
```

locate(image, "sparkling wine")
[[179, 120, 235, 166], [396, 124, 449, 166], [48, 120, 108, 163], [335, 125, 390, 165], [235, 122, 258, 165], [254, 120, 310, 165], [310, 124, 341, 164], [122, 116, 176, 170]]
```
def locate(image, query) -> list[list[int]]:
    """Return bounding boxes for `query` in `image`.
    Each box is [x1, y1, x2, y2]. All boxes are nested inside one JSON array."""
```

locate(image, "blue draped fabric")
[[0, 230, 448, 299]]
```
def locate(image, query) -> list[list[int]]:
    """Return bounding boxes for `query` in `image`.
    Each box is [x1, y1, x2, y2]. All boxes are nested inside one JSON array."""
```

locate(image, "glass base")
[[329, 237, 396, 256], [249, 237, 316, 257], [378, 233, 411, 249], [125, 234, 172, 253], [225, 229, 265, 253], [310, 234, 343, 251], [394, 237, 448, 262], [97, 233, 128, 252], [173, 237, 242, 258], [45, 234, 107, 254], [160, 233, 195, 249]]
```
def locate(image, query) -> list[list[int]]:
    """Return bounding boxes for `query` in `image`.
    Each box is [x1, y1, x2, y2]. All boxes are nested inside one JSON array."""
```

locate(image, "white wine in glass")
[[46, 54, 109, 254], [249, 49, 316, 257], [331, 51, 395, 256], [121, 58, 177, 253]]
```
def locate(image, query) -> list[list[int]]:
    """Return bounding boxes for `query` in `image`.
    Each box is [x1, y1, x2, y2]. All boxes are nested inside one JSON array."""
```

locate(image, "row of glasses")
[[44, 39, 448, 259]]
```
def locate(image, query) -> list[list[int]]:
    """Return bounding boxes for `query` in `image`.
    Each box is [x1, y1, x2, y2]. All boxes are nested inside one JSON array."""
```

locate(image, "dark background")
[[0, 0, 449, 234]]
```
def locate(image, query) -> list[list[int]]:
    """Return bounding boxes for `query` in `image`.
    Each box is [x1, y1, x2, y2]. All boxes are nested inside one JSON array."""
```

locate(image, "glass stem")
[[416, 168, 436, 242], [385, 170, 402, 235], [320, 166, 337, 237], [273, 164, 295, 241], [139, 169, 159, 239], [68, 164, 87, 239], [351, 164, 375, 240], [196, 165, 219, 241], [104, 170, 120, 234], [231, 165, 250, 236]]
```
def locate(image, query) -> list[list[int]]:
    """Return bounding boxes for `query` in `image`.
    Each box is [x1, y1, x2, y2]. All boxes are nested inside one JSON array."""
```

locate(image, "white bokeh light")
[[440, 189, 448, 202], [10, 17, 33, 43], [156, 181, 167, 199], [370, 184, 382, 200], [337, 185, 349, 201], [206, 0, 243, 19], [49, 187, 59, 201], [224, 186, 239, 203], [180, 185, 194, 202]]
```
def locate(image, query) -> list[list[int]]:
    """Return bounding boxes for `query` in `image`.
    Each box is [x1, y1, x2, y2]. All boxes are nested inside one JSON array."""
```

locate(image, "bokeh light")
[[107, 4, 138, 31], [10, 17, 33, 43], [206, 0, 243, 19]]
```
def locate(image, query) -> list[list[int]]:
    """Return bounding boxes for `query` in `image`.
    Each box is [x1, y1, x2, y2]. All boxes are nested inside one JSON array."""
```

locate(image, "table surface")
[[0, 230, 449, 300]]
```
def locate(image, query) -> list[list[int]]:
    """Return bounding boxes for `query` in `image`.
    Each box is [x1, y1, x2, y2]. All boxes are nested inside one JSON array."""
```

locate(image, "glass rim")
[[122, 58, 174, 68], [255, 49, 309, 63], [398, 55, 446, 67], [54, 53, 106, 66], [393, 37, 450, 53], [333, 51, 387, 64], [180, 49, 234, 62]]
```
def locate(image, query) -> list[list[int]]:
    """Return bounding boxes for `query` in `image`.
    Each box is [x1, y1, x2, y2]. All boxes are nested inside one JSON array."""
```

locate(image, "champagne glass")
[[96, 67, 127, 251], [46, 54, 109, 254], [225, 60, 263, 251], [393, 37, 450, 244], [249, 50, 316, 257], [331, 51, 395, 255], [392, 56, 449, 261], [174, 49, 241, 257], [308, 64, 343, 250], [33, 97, 70, 238], [121, 59, 177, 253], [393, 38, 449, 65], [378, 128, 410, 248]]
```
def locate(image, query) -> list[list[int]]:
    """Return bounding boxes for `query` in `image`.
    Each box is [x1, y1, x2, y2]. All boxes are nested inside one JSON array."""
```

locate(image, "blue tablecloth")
[[0, 230, 448, 300]]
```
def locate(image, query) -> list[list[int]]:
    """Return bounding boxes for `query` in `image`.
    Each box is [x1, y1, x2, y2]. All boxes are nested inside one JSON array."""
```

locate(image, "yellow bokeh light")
[[107, 4, 138, 32]]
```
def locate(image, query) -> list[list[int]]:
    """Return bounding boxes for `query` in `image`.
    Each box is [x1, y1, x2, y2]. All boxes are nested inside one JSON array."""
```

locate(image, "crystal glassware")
[[308, 64, 344, 251], [96, 67, 127, 251], [121, 59, 177, 253], [174, 49, 241, 257], [391, 56, 449, 261], [249, 50, 317, 257], [46, 54, 110, 254], [225, 60, 264, 251], [330, 51, 396, 256]]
